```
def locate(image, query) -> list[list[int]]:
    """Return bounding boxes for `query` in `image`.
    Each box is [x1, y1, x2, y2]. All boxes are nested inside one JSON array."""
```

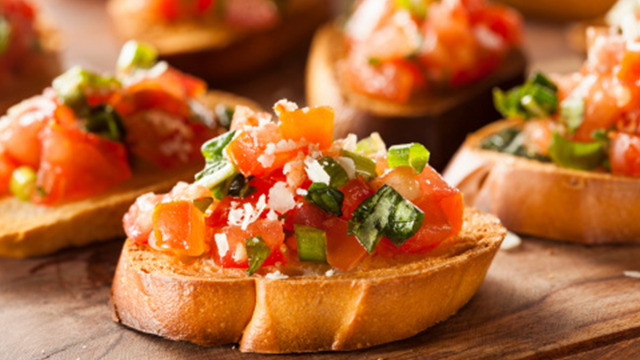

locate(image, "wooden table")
[[3, 0, 640, 359]]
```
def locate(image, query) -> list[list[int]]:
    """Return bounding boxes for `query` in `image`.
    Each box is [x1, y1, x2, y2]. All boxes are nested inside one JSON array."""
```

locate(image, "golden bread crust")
[[444, 120, 640, 244], [0, 92, 260, 258], [111, 209, 506, 353]]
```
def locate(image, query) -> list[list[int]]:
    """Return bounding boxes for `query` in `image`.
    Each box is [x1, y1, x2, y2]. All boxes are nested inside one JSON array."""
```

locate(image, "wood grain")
[[1, 238, 639, 359]]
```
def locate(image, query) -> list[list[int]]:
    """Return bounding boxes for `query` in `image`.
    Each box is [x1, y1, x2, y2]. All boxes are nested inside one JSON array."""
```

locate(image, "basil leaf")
[[548, 132, 606, 170], [318, 156, 349, 188], [294, 225, 328, 263], [305, 183, 344, 217], [493, 72, 559, 119], [83, 105, 126, 142], [340, 150, 377, 180], [387, 143, 430, 173], [348, 185, 424, 253], [245, 236, 271, 276], [195, 131, 238, 189], [560, 97, 585, 135]]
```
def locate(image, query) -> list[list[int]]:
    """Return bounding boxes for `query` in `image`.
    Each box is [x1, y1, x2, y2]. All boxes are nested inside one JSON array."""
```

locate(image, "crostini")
[[306, 0, 526, 169], [107, 0, 330, 82], [112, 100, 506, 353], [0, 0, 60, 112], [444, 29, 640, 244], [0, 41, 259, 258]]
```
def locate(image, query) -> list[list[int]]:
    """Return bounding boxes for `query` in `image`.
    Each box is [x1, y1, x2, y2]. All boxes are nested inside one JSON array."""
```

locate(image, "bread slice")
[[0, 91, 260, 258], [111, 208, 505, 353], [443, 120, 640, 244], [106, 0, 330, 82], [306, 24, 527, 170]]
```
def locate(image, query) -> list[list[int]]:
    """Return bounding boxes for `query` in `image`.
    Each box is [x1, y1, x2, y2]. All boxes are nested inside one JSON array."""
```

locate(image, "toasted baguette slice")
[[0, 91, 259, 258], [107, 0, 330, 82], [444, 120, 640, 244], [111, 209, 505, 353], [306, 24, 526, 170]]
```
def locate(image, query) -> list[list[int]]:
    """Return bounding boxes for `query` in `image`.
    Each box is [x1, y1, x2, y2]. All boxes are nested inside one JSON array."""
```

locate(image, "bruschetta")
[[111, 99, 506, 353], [306, 0, 526, 169], [0, 0, 60, 113], [106, 0, 330, 81], [444, 28, 640, 244], [0, 41, 259, 258]]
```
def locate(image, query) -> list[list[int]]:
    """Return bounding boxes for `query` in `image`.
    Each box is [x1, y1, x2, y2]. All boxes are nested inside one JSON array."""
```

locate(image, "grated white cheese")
[[266, 210, 279, 221], [273, 99, 298, 115], [227, 194, 268, 230], [304, 157, 331, 185], [265, 270, 289, 280], [500, 231, 522, 251], [307, 143, 322, 159], [335, 156, 356, 179], [268, 182, 296, 214], [341, 134, 358, 152], [233, 243, 247, 263], [325, 269, 336, 277], [214, 233, 230, 258], [624, 270, 640, 279], [257, 143, 276, 168], [296, 188, 308, 196]]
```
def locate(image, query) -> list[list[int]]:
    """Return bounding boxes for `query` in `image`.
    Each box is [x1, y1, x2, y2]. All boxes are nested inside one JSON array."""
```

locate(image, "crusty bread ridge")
[[443, 120, 640, 244], [111, 208, 506, 353], [306, 24, 527, 170], [107, 0, 330, 82], [0, 91, 260, 258]]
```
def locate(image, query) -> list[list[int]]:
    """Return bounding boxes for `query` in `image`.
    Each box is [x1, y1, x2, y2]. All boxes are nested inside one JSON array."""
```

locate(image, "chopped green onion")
[[193, 197, 213, 213], [548, 132, 606, 170], [117, 40, 158, 72], [493, 72, 559, 120], [305, 183, 344, 216], [348, 185, 424, 253], [340, 150, 377, 180], [10, 166, 37, 202], [318, 156, 349, 188], [560, 97, 585, 135], [211, 173, 256, 200], [387, 143, 430, 174], [245, 236, 271, 276], [52, 67, 121, 117], [195, 131, 238, 189], [215, 104, 235, 130], [0, 17, 11, 56], [294, 225, 328, 263], [83, 105, 125, 142], [355, 132, 386, 156], [368, 57, 382, 66]]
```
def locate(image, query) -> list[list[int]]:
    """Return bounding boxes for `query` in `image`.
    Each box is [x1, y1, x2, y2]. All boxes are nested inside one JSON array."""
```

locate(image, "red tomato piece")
[[339, 177, 374, 220], [152, 199, 207, 256], [35, 122, 132, 205], [211, 219, 286, 268], [278, 106, 334, 150], [123, 192, 164, 243], [618, 46, 640, 85], [610, 132, 640, 177]]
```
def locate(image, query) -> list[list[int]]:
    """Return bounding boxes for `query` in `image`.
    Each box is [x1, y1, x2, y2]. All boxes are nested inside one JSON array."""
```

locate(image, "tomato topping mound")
[[124, 100, 466, 276]]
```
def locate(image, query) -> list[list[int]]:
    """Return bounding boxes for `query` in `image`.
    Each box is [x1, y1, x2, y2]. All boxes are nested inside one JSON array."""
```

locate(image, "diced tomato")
[[610, 132, 640, 177], [278, 106, 334, 150], [618, 46, 640, 85], [211, 219, 286, 268], [152, 200, 207, 256], [124, 192, 164, 243], [469, 4, 522, 46], [283, 201, 328, 231], [0, 152, 17, 194], [323, 217, 368, 271], [339, 177, 374, 220], [345, 58, 415, 103], [370, 165, 421, 201], [223, 0, 279, 29], [34, 122, 132, 205], [152, 0, 180, 21], [229, 106, 264, 131], [416, 165, 464, 235]]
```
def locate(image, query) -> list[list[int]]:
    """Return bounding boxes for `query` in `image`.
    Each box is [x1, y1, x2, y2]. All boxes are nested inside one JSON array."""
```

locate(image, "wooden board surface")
[[2, 0, 639, 359]]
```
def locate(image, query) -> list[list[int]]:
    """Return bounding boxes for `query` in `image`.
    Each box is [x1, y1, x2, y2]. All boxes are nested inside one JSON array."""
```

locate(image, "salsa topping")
[[124, 100, 465, 276], [343, 0, 522, 103], [0, 41, 219, 204], [487, 26, 640, 176]]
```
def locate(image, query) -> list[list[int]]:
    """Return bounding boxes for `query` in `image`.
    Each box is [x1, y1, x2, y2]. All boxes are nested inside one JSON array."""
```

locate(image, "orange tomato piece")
[[618, 46, 640, 85], [278, 106, 334, 150], [0, 152, 17, 194], [211, 219, 286, 268], [323, 217, 368, 271], [153, 199, 207, 257], [610, 132, 640, 177], [339, 177, 374, 220]]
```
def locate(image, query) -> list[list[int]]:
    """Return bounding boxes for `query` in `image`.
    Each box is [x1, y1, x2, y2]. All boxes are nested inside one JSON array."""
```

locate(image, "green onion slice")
[[294, 225, 328, 263], [348, 185, 424, 253], [560, 97, 585, 135], [195, 131, 238, 190], [548, 132, 606, 170], [193, 197, 214, 213], [355, 132, 386, 156], [493, 71, 559, 120], [10, 166, 37, 202], [340, 150, 377, 180], [116, 40, 158, 72], [245, 236, 271, 276], [318, 156, 349, 188], [387, 143, 430, 173], [305, 183, 344, 216], [52, 67, 121, 117]]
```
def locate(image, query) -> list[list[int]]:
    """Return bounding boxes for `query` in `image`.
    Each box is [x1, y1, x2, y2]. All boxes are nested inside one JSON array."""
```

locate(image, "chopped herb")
[[560, 97, 585, 135], [245, 236, 271, 276], [387, 143, 430, 173], [480, 128, 551, 162], [294, 225, 328, 263], [355, 132, 386, 155], [193, 197, 214, 213], [548, 132, 606, 170], [305, 183, 344, 216], [340, 150, 377, 180], [82, 105, 126, 142], [52, 67, 121, 118], [116, 40, 158, 71], [493, 72, 559, 120], [318, 156, 349, 188], [195, 131, 238, 189]]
